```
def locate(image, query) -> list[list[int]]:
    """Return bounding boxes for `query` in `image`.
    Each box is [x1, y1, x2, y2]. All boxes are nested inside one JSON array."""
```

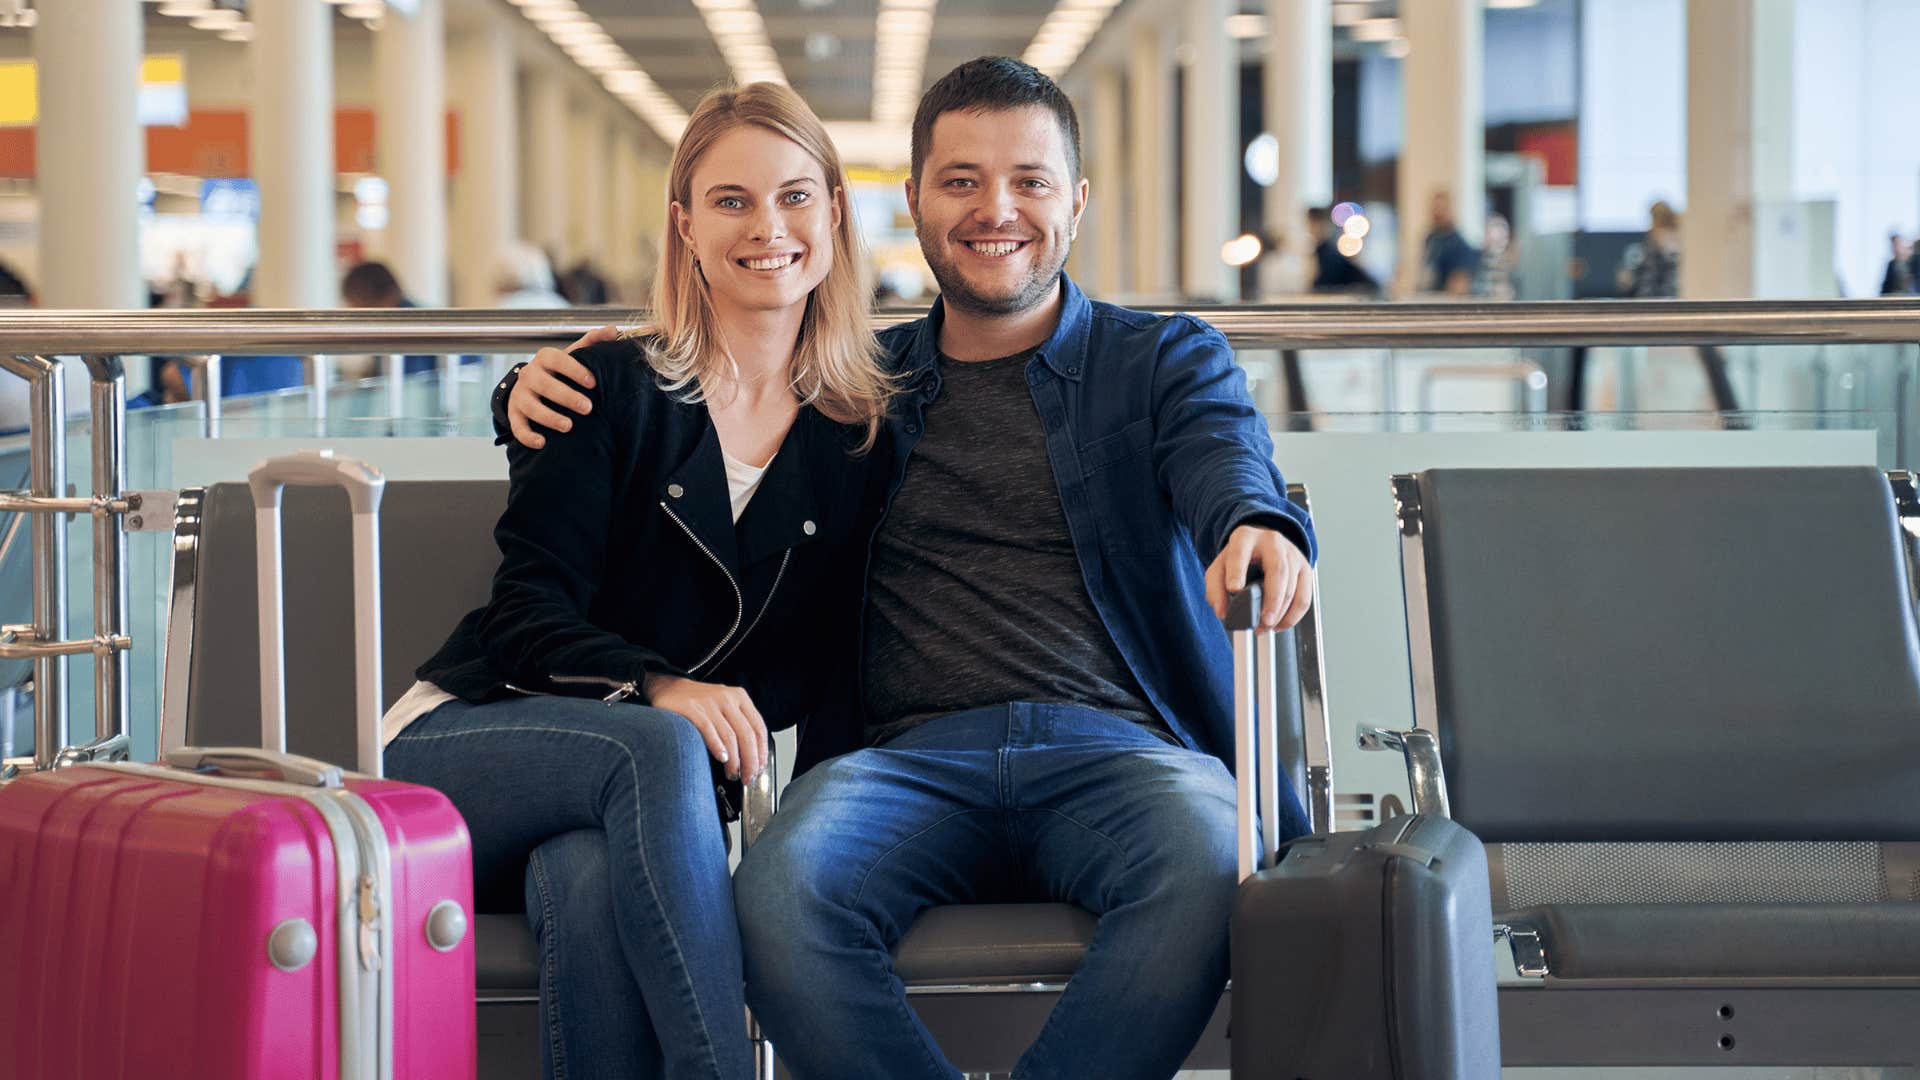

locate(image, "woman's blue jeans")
[[386, 695, 751, 1080]]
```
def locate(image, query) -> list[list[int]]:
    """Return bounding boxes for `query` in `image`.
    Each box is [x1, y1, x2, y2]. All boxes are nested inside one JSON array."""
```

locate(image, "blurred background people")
[[1882, 233, 1915, 295], [1617, 200, 1681, 298], [1307, 208, 1378, 296], [1420, 190, 1480, 296], [495, 244, 570, 309]]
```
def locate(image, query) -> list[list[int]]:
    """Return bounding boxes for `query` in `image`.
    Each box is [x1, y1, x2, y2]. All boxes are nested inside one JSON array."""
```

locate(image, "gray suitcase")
[[1230, 813, 1501, 1078]]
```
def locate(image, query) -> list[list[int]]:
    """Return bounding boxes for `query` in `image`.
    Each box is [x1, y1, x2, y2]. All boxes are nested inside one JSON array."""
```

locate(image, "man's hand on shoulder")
[[507, 324, 620, 449], [1206, 524, 1314, 631]]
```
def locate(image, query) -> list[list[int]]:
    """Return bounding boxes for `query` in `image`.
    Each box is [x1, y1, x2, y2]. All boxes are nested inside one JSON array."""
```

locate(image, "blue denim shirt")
[[871, 276, 1317, 830]]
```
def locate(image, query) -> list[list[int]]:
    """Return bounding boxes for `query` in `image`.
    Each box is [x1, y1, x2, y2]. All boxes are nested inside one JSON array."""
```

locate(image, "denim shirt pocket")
[[1080, 417, 1175, 554]]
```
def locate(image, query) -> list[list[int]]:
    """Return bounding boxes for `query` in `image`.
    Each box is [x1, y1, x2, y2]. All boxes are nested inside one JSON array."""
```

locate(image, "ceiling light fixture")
[[502, 0, 690, 144], [871, 0, 937, 127], [692, 0, 788, 85], [1020, 0, 1120, 78]]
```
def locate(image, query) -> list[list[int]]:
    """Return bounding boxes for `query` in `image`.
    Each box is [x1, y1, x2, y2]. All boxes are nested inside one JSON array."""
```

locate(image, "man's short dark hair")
[[1306, 206, 1333, 226], [341, 261, 405, 306], [911, 57, 1081, 182]]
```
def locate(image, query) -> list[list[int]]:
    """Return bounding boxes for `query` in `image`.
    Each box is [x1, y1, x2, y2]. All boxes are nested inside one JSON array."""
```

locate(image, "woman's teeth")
[[968, 241, 1022, 257], [743, 254, 798, 270]]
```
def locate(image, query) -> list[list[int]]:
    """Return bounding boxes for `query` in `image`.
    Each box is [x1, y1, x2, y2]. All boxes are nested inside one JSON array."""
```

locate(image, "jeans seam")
[[527, 848, 569, 1080], [392, 719, 726, 1078]]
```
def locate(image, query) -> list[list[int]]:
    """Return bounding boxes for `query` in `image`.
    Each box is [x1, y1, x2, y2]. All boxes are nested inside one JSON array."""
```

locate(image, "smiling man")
[[722, 58, 1319, 1079]]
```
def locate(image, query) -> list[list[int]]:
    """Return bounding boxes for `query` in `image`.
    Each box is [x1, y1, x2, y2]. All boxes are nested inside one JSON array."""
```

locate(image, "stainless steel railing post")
[[186, 354, 223, 438], [0, 354, 69, 771], [82, 355, 129, 746], [384, 353, 405, 423], [437, 354, 459, 417], [304, 353, 331, 423]]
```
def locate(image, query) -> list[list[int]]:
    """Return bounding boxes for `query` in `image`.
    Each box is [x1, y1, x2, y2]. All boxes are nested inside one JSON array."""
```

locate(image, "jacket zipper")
[[659, 500, 744, 675], [706, 549, 791, 673]]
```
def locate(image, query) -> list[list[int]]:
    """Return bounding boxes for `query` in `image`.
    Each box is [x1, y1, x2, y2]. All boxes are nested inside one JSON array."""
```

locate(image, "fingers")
[[564, 324, 620, 362], [683, 707, 730, 768], [1258, 539, 1291, 629], [1224, 529, 1255, 594], [1205, 556, 1228, 621], [1277, 563, 1314, 631], [736, 692, 770, 782], [506, 410, 544, 450], [707, 702, 742, 777], [519, 396, 577, 436], [523, 362, 595, 417]]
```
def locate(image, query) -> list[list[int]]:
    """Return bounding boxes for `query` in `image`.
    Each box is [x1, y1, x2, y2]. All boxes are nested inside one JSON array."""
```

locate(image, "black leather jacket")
[[417, 337, 882, 750]]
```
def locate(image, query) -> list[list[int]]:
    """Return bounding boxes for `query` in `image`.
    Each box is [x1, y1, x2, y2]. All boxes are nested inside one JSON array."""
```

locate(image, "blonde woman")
[[382, 83, 892, 1079]]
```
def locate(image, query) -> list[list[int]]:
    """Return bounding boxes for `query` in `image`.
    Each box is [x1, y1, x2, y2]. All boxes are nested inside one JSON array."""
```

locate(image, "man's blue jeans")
[[734, 704, 1240, 1080], [386, 696, 752, 1080]]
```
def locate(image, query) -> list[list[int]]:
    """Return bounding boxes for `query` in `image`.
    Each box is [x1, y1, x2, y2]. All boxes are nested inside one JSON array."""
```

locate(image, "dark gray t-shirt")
[[862, 349, 1164, 744]]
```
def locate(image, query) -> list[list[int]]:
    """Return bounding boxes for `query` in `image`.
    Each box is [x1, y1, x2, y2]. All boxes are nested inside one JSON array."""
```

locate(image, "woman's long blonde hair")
[[635, 82, 892, 450]]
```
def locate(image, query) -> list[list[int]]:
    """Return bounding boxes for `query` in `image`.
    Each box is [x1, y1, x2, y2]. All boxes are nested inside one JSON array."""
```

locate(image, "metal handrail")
[[2, 298, 1919, 355]]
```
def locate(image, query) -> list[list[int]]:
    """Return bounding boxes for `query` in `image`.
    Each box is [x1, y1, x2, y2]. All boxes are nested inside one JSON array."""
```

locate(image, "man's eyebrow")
[[933, 162, 982, 172]]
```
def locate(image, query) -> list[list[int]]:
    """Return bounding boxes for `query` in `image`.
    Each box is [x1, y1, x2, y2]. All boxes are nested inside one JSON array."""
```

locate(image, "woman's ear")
[[671, 201, 695, 250], [831, 186, 844, 232]]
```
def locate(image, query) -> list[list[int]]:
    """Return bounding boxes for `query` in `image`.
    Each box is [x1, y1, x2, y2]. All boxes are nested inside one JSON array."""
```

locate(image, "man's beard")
[[918, 223, 1071, 316]]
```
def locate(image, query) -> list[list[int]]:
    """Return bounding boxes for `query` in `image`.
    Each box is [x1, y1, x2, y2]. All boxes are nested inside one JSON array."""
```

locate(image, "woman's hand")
[[508, 325, 621, 449], [644, 674, 769, 782]]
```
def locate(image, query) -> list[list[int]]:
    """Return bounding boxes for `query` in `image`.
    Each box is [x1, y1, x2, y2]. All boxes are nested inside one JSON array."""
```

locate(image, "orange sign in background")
[[0, 107, 462, 182]]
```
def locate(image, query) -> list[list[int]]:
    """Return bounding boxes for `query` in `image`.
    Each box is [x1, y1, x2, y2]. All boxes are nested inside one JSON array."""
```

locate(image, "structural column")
[[1396, 0, 1483, 294], [1084, 65, 1127, 299], [35, 0, 142, 309], [251, 0, 336, 307], [1681, 0, 1796, 299], [524, 69, 571, 269], [450, 11, 518, 307], [1263, 0, 1331, 297], [568, 103, 609, 272], [376, 0, 448, 304], [1127, 29, 1175, 299], [1181, 0, 1238, 301]]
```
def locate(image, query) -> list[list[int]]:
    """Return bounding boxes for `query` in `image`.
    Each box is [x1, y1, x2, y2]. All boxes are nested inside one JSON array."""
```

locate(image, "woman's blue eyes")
[[714, 191, 812, 210]]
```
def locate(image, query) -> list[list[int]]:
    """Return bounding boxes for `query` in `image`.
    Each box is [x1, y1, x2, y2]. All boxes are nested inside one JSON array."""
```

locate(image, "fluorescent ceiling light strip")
[[501, 2, 688, 145], [871, 0, 938, 127], [1019, 0, 1114, 77], [692, 0, 788, 86]]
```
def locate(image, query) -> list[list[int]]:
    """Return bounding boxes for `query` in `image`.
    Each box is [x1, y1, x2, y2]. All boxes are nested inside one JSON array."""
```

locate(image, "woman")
[[382, 82, 891, 1079]]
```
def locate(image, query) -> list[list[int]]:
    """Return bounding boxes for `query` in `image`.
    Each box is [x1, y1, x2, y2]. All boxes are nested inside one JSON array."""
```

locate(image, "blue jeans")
[[733, 704, 1240, 1080], [385, 696, 751, 1080]]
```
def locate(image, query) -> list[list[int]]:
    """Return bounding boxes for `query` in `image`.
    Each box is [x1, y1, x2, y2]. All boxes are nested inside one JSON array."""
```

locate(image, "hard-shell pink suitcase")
[[0, 451, 477, 1079]]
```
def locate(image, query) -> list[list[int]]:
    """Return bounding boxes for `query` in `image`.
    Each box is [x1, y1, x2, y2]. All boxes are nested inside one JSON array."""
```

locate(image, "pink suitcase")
[[0, 451, 476, 1080]]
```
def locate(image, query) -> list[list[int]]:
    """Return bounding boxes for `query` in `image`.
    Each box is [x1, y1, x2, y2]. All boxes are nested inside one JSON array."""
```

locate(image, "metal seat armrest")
[[741, 736, 778, 850], [1357, 725, 1451, 818]]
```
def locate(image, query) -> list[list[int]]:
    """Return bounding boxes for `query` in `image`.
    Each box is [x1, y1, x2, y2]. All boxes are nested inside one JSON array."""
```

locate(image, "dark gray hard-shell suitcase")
[[1231, 813, 1501, 1078]]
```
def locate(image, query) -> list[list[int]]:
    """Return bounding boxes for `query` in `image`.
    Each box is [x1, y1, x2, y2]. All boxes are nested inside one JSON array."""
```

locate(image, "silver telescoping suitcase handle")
[[248, 450, 387, 778], [161, 746, 345, 788], [1226, 575, 1282, 884]]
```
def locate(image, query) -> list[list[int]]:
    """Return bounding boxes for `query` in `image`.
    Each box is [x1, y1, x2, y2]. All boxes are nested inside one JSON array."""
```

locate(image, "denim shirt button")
[[1066, 366, 1079, 375], [906, 423, 919, 435]]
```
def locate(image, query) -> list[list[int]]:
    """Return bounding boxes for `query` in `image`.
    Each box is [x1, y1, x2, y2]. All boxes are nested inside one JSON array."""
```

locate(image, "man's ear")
[[1071, 176, 1090, 237], [904, 175, 920, 226]]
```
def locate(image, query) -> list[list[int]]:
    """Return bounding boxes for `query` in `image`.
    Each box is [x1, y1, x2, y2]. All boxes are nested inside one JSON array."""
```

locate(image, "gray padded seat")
[[475, 913, 541, 992], [891, 904, 1096, 985], [1397, 466, 1920, 1066]]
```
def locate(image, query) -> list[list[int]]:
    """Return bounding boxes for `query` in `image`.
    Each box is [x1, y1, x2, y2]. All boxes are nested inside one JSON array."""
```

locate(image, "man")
[[1881, 233, 1914, 296], [1307, 205, 1378, 294], [1420, 189, 1480, 295], [501, 57, 1316, 1079]]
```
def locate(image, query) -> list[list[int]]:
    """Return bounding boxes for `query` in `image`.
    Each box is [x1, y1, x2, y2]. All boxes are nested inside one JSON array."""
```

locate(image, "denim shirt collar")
[[902, 274, 1093, 384]]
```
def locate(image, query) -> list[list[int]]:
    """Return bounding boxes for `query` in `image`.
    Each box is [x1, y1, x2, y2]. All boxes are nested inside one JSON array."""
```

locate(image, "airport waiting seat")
[[1371, 466, 1920, 1067], [162, 478, 1332, 1077]]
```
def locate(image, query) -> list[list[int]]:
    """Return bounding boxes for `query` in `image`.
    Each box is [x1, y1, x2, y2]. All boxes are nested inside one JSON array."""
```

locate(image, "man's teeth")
[[744, 254, 797, 270], [969, 241, 1022, 257]]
